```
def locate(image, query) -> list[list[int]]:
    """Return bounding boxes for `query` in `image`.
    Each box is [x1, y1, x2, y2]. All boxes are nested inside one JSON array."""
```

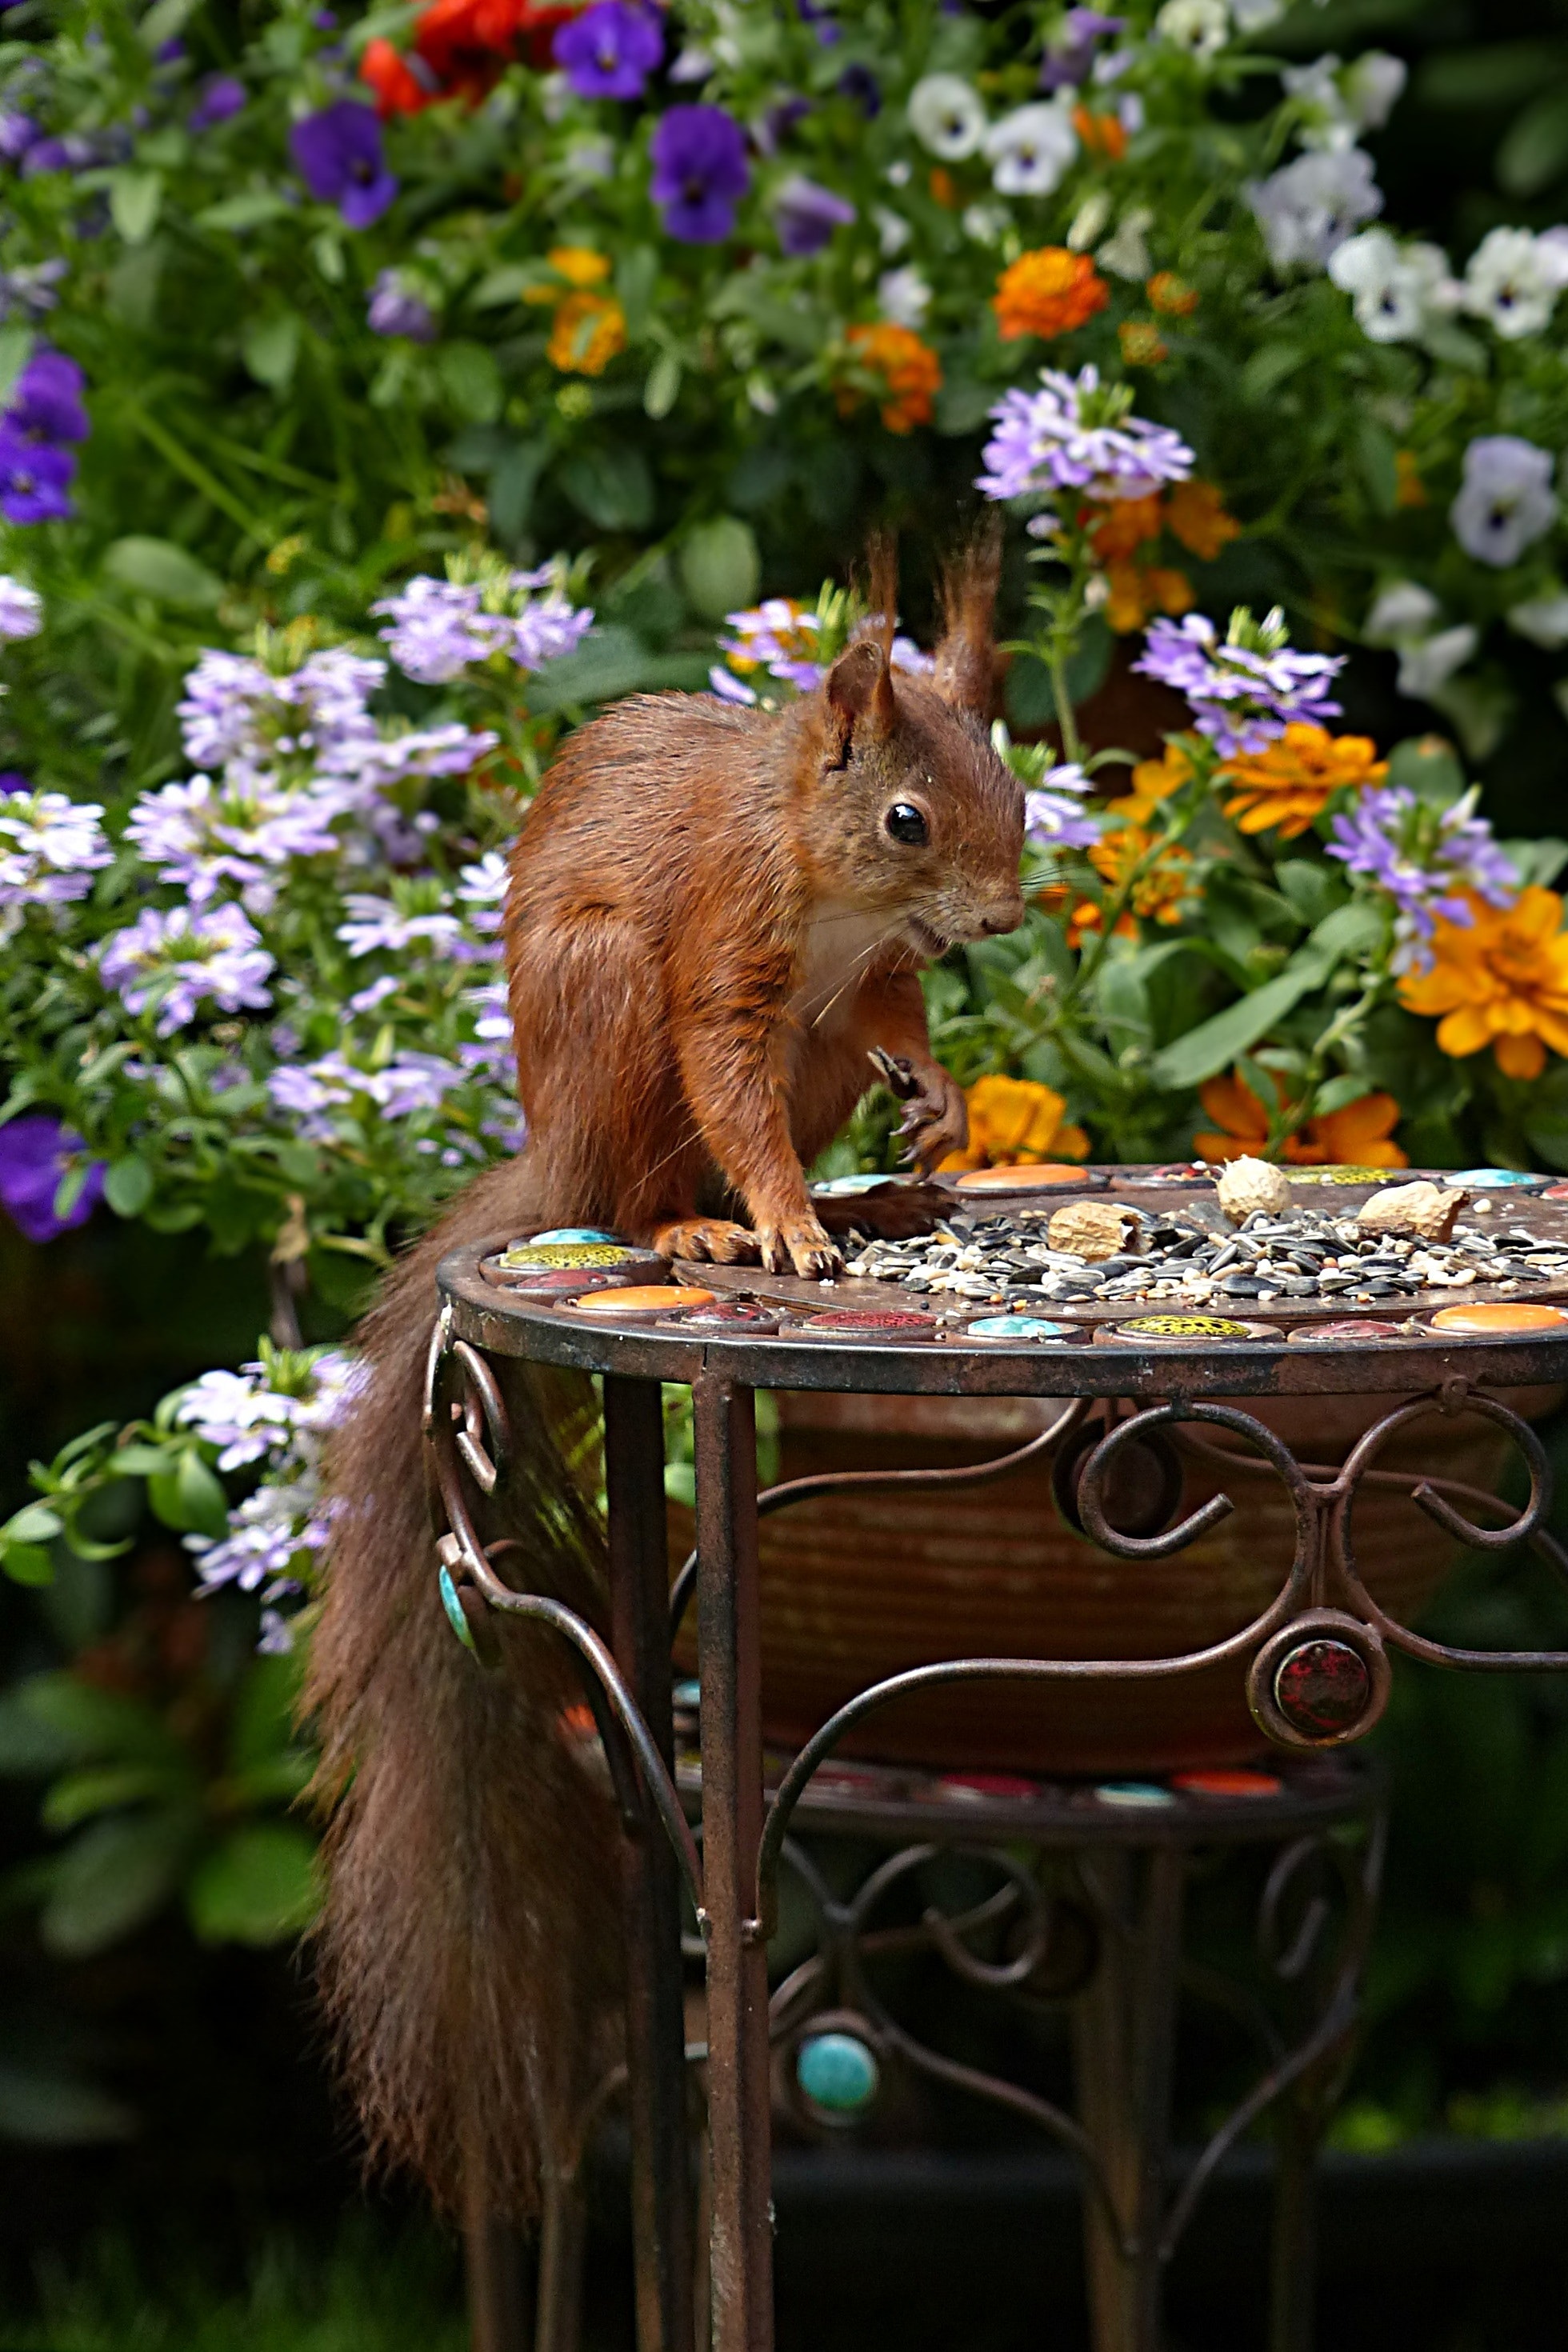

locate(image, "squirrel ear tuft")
[[823, 638, 895, 763], [932, 519, 1002, 715]]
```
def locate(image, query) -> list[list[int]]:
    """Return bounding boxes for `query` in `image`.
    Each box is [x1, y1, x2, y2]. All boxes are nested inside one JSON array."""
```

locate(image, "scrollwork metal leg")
[[693, 1372, 774, 2352], [605, 1374, 696, 2352], [1071, 1847, 1186, 2352]]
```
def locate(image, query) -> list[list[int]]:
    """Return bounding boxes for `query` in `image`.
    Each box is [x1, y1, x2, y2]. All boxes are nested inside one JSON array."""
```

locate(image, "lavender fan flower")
[[1026, 762, 1102, 852], [0, 786, 111, 936], [773, 174, 855, 258], [175, 646, 383, 774], [124, 772, 351, 910], [1327, 784, 1518, 970], [367, 270, 436, 342], [978, 367, 1194, 505], [1133, 609, 1343, 756], [649, 105, 750, 243], [554, 2, 663, 99], [335, 892, 464, 958], [98, 903, 276, 1035], [374, 568, 593, 684], [0, 1114, 105, 1242], [718, 599, 823, 692], [290, 101, 397, 230], [1450, 436, 1558, 570], [0, 575, 42, 637]]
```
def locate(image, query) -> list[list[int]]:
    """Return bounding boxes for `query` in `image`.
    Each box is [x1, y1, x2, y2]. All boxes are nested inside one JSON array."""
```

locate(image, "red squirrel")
[[307, 542, 1024, 2222]]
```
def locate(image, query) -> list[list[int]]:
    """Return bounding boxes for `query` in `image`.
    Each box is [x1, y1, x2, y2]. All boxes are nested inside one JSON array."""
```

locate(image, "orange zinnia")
[[1089, 824, 1194, 925], [1103, 560, 1194, 635], [938, 1074, 1090, 1173], [1398, 886, 1568, 1081], [992, 248, 1110, 341], [1218, 724, 1386, 839], [1194, 1072, 1408, 1168], [1072, 106, 1128, 161], [842, 322, 942, 433], [1118, 320, 1168, 366], [1147, 271, 1198, 317], [1089, 493, 1163, 562], [1121, 742, 1194, 823], [1165, 480, 1240, 560]]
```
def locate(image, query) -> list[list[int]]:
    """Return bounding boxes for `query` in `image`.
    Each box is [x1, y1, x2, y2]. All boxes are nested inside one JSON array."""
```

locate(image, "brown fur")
[[307, 554, 1023, 2222]]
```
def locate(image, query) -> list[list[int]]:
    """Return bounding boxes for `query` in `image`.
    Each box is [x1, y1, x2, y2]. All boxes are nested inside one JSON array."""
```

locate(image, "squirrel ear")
[[823, 638, 896, 764], [932, 522, 1002, 715]]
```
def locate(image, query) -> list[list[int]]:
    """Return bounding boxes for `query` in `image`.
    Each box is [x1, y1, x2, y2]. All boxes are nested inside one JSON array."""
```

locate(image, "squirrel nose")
[[978, 895, 1026, 936]]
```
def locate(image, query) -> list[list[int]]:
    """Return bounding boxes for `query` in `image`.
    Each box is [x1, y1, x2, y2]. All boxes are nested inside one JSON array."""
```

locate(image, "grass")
[[0, 2219, 468, 2352]]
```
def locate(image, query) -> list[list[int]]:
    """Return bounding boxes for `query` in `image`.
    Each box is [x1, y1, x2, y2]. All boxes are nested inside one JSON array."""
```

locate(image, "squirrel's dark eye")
[[885, 802, 929, 846]]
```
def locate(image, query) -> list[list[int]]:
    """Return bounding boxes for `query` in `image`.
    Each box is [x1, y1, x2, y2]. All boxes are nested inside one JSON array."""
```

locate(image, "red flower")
[[361, 0, 582, 116]]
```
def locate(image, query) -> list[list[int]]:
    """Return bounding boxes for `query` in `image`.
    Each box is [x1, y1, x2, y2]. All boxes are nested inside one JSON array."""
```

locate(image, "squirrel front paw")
[[898, 1063, 969, 1175], [755, 1215, 842, 1280], [652, 1218, 762, 1265]]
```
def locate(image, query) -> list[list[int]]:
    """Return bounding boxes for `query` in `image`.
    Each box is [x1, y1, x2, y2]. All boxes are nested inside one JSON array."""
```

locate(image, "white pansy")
[[668, 46, 715, 82], [1246, 147, 1382, 272], [877, 266, 932, 328], [1365, 580, 1442, 646], [1507, 591, 1568, 650], [872, 205, 911, 257], [885, 158, 912, 187], [1154, 0, 1229, 62], [1230, 0, 1286, 25], [1396, 626, 1479, 701], [1343, 51, 1406, 130], [1450, 435, 1558, 568], [962, 202, 1010, 245], [1097, 207, 1154, 282], [1462, 226, 1568, 341], [1067, 190, 1113, 251], [984, 102, 1078, 197], [907, 74, 987, 161], [1282, 54, 1354, 152], [1329, 230, 1458, 343]]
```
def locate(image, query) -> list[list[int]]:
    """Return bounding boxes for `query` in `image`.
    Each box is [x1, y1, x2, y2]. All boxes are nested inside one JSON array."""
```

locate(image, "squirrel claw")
[[652, 1218, 762, 1266], [757, 1216, 842, 1280]]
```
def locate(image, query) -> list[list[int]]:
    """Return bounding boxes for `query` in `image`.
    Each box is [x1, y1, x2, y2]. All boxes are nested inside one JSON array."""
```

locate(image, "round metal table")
[[426, 1210, 1568, 2352]]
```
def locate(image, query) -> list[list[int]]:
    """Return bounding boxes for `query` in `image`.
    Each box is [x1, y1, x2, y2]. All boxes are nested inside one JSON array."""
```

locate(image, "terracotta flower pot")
[[672, 1386, 1554, 1775]]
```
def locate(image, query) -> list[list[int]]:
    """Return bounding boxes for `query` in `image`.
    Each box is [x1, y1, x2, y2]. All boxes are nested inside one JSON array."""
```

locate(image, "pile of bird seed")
[[843, 1202, 1568, 1313]]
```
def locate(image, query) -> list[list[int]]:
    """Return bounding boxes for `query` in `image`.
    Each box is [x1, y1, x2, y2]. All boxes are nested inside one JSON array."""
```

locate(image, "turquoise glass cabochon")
[[528, 1227, 626, 1243], [795, 2030, 881, 2115]]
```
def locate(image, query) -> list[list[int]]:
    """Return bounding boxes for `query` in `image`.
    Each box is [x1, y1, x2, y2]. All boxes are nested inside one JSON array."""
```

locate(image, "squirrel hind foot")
[[756, 1216, 843, 1281], [652, 1217, 762, 1266]]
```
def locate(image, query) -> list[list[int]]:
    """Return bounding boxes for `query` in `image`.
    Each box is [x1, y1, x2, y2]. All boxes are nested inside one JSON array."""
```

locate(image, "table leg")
[[693, 1373, 774, 2352], [605, 1374, 696, 2352], [464, 2192, 533, 2352]]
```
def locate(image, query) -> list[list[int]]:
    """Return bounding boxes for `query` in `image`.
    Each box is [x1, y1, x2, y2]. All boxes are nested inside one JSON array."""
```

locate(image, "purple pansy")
[[1040, 9, 1125, 91], [0, 1114, 105, 1243], [554, 2, 663, 100], [774, 174, 855, 257], [0, 112, 39, 163], [190, 74, 247, 130], [836, 64, 880, 115], [1133, 610, 1344, 757], [649, 105, 750, 242], [367, 269, 436, 341], [0, 575, 41, 638], [1327, 785, 1518, 971], [0, 432, 74, 524], [290, 101, 397, 230], [8, 350, 89, 446]]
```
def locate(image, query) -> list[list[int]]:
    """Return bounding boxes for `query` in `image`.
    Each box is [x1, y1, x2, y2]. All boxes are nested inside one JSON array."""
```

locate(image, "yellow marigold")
[[548, 246, 611, 288], [547, 290, 626, 375], [1147, 270, 1198, 317], [937, 1074, 1090, 1173], [1394, 450, 1426, 509], [1102, 558, 1194, 635], [1398, 886, 1568, 1081], [1218, 723, 1386, 839], [1090, 492, 1163, 562], [1122, 742, 1193, 822], [1089, 823, 1194, 925], [1071, 104, 1128, 161], [842, 322, 942, 433], [1118, 320, 1168, 366], [1194, 1072, 1407, 1168], [1165, 480, 1241, 561], [992, 247, 1110, 342]]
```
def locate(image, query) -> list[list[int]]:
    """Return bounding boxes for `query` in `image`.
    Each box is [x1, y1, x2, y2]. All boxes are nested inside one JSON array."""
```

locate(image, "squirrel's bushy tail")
[[306, 1157, 623, 2221]]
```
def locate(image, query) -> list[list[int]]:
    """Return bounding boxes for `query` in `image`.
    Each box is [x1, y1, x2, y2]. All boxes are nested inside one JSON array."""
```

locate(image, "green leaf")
[[242, 311, 302, 390], [437, 341, 503, 424], [187, 1824, 321, 1946], [147, 1454, 230, 1542], [471, 262, 545, 307], [1385, 734, 1466, 806], [643, 350, 682, 420], [487, 437, 549, 544], [3, 1504, 62, 1546], [1499, 87, 1568, 195], [1274, 860, 1345, 928], [110, 1442, 178, 1475], [0, 2061, 134, 2146], [558, 443, 654, 532], [42, 1764, 175, 1832], [227, 1652, 305, 1775], [40, 1810, 192, 1958], [0, 326, 33, 409], [1240, 343, 1307, 405], [678, 518, 759, 621], [614, 244, 658, 339], [18, 1674, 182, 1766], [103, 538, 222, 612], [1502, 837, 1568, 890], [0, 1690, 84, 1774], [525, 626, 650, 713], [1314, 1072, 1374, 1116], [1147, 964, 1333, 1092], [1416, 41, 1566, 109], [1356, 417, 1398, 515], [102, 1154, 154, 1217], [2, 1546, 54, 1589], [1307, 900, 1384, 961], [108, 170, 163, 246], [196, 191, 294, 233], [138, 0, 197, 50]]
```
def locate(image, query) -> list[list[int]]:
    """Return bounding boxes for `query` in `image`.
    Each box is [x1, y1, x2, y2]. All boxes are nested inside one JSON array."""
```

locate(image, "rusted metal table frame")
[[429, 1237, 1568, 2352]]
